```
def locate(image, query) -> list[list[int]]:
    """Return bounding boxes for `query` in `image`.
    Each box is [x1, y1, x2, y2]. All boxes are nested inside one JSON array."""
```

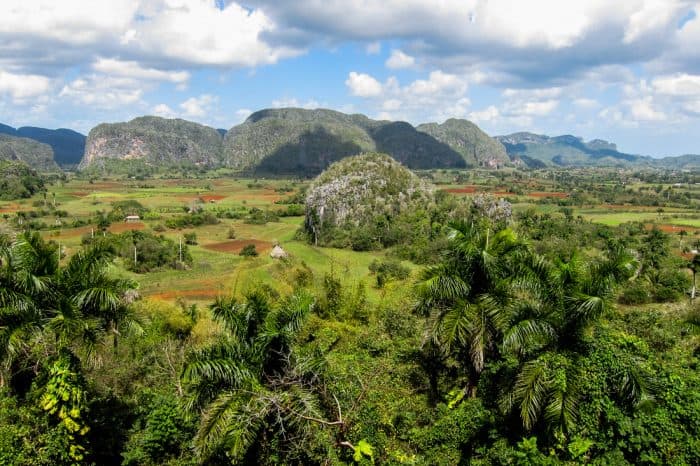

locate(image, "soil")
[[528, 191, 569, 198], [203, 239, 273, 254]]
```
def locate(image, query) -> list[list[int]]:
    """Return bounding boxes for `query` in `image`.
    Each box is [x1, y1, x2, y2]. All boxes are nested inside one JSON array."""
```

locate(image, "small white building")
[[270, 245, 288, 259], [125, 215, 140, 223]]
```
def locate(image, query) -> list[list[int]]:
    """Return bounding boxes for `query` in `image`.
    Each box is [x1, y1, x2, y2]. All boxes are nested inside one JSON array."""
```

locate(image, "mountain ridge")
[[0, 124, 85, 166], [0, 134, 59, 170]]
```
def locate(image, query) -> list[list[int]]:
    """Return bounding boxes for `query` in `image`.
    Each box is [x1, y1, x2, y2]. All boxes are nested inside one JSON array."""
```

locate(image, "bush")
[[183, 232, 197, 245], [239, 244, 258, 257], [369, 259, 411, 287], [618, 281, 651, 305]]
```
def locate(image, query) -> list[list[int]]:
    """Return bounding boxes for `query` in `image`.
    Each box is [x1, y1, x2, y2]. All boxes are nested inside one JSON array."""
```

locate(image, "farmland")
[[2, 165, 700, 465]]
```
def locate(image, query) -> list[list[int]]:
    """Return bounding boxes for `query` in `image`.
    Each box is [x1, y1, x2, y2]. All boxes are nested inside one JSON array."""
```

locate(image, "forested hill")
[[63, 109, 700, 174], [80, 116, 224, 169], [416, 118, 510, 168], [0, 123, 84, 167], [77, 109, 511, 174], [223, 108, 470, 174], [496, 132, 649, 167], [0, 133, 59, 171]]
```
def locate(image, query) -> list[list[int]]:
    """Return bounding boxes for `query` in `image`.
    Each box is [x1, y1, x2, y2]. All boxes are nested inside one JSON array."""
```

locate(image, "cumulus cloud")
[[346, 72, 383, 97], [152, 103, 176, 117], [93, 58, 190, 85], [180, 94, 218, 118], [249, 0, 695, 84], [271, 97, 321, 109], [385, 49, 416, 69], [59, 75, 143, 108], [345, 70, 470, 122], [0, 70, 51, 101]]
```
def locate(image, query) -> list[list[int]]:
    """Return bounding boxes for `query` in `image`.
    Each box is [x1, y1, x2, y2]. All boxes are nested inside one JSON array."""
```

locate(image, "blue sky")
[[1, 0, 700, 157]]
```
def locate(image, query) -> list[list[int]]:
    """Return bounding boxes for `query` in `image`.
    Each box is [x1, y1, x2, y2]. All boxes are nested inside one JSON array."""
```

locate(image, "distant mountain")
[[0, 134, 59, 171], [0, 124, 85, 166], [223, 108, 468, 175], [416, 119, 510, 168], [495, 132, 647, 167], [652, 154, 700, 170], [74, 111, 699, 174], [80, 116, 224, 169]]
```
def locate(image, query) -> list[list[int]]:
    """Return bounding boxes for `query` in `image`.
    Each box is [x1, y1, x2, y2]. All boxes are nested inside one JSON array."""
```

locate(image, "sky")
[[1, 1, 700, 157]]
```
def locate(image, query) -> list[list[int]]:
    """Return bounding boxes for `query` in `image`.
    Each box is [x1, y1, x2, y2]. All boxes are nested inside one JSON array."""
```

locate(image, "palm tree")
[[182, 289, 325, 463], [502, 247, 648, 435], [415, 221, 527, 396], [0, 234, 138, 388], [0, 232, 57, 388]]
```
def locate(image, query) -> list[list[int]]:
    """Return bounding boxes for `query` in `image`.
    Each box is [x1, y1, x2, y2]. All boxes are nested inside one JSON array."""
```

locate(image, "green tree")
[[182, 289, 329, 463]]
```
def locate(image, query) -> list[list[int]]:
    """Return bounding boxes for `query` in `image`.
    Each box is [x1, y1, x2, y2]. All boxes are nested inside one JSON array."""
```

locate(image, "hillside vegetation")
[[0, 160, 45, 199], [304, 152, 434, 249], [497, 132, 647, 167], [80, 116, 224, 169], [0, 134, 58, 170], [223, 108, 469, 175], [417, 118, 510, 167], [0, 123, 85, 167]]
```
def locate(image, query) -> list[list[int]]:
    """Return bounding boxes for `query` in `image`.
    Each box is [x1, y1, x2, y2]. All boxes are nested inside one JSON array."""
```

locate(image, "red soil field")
[[444, 185, 478, 194], [199, 194, 226, 202], [52, 226, 94, 238], [203, 239, 273, 254], [528, 191, 569, 198], [109, 222, 146, 233], [69, 192, 89, 197], [0, 203, 22, 213], [645, 223, 698, 233]]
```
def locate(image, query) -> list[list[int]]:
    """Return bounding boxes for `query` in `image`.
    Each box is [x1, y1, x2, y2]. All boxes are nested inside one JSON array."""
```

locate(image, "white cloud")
[[93, 58, 190, 84], [271, 97, 320, 109], [345, 70, 471, 122], [652, 73, 700, 96], [59, 75, 143, 108], [152, 103, 175, 117], [385, 49, 415, 69], [180, 94, 218, 118], [628, 97, 667, 121], [345, 72, 383, 97], [0, 70, 51, 101], [253, 0, 694, 84], [573, 98, 600, 109], [469, 105, 500, 123]]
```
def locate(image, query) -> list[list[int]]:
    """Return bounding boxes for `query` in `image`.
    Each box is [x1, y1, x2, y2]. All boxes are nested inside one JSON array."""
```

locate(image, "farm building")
[[125, 215, 140, 222]]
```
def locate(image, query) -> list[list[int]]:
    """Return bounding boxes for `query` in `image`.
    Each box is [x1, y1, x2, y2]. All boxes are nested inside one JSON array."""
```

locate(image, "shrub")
[[239, 244, 258, 257], [183, 232, 197, 245]]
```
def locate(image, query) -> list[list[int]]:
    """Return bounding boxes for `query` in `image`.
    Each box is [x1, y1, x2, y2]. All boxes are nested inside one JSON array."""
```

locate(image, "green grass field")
[[2, 171, 696, 308]]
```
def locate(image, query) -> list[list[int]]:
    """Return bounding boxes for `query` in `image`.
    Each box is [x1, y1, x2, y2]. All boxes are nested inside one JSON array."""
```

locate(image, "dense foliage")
[[0, 165, 698, 465], [0, 160, 46, 200], [0, 134, 58, 171]]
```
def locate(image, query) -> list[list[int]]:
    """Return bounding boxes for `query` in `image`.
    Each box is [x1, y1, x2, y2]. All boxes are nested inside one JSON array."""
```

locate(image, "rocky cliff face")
[[80, 116, 223, 169], [0, 134, 58, 171], [304, 152, 434, 244]]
